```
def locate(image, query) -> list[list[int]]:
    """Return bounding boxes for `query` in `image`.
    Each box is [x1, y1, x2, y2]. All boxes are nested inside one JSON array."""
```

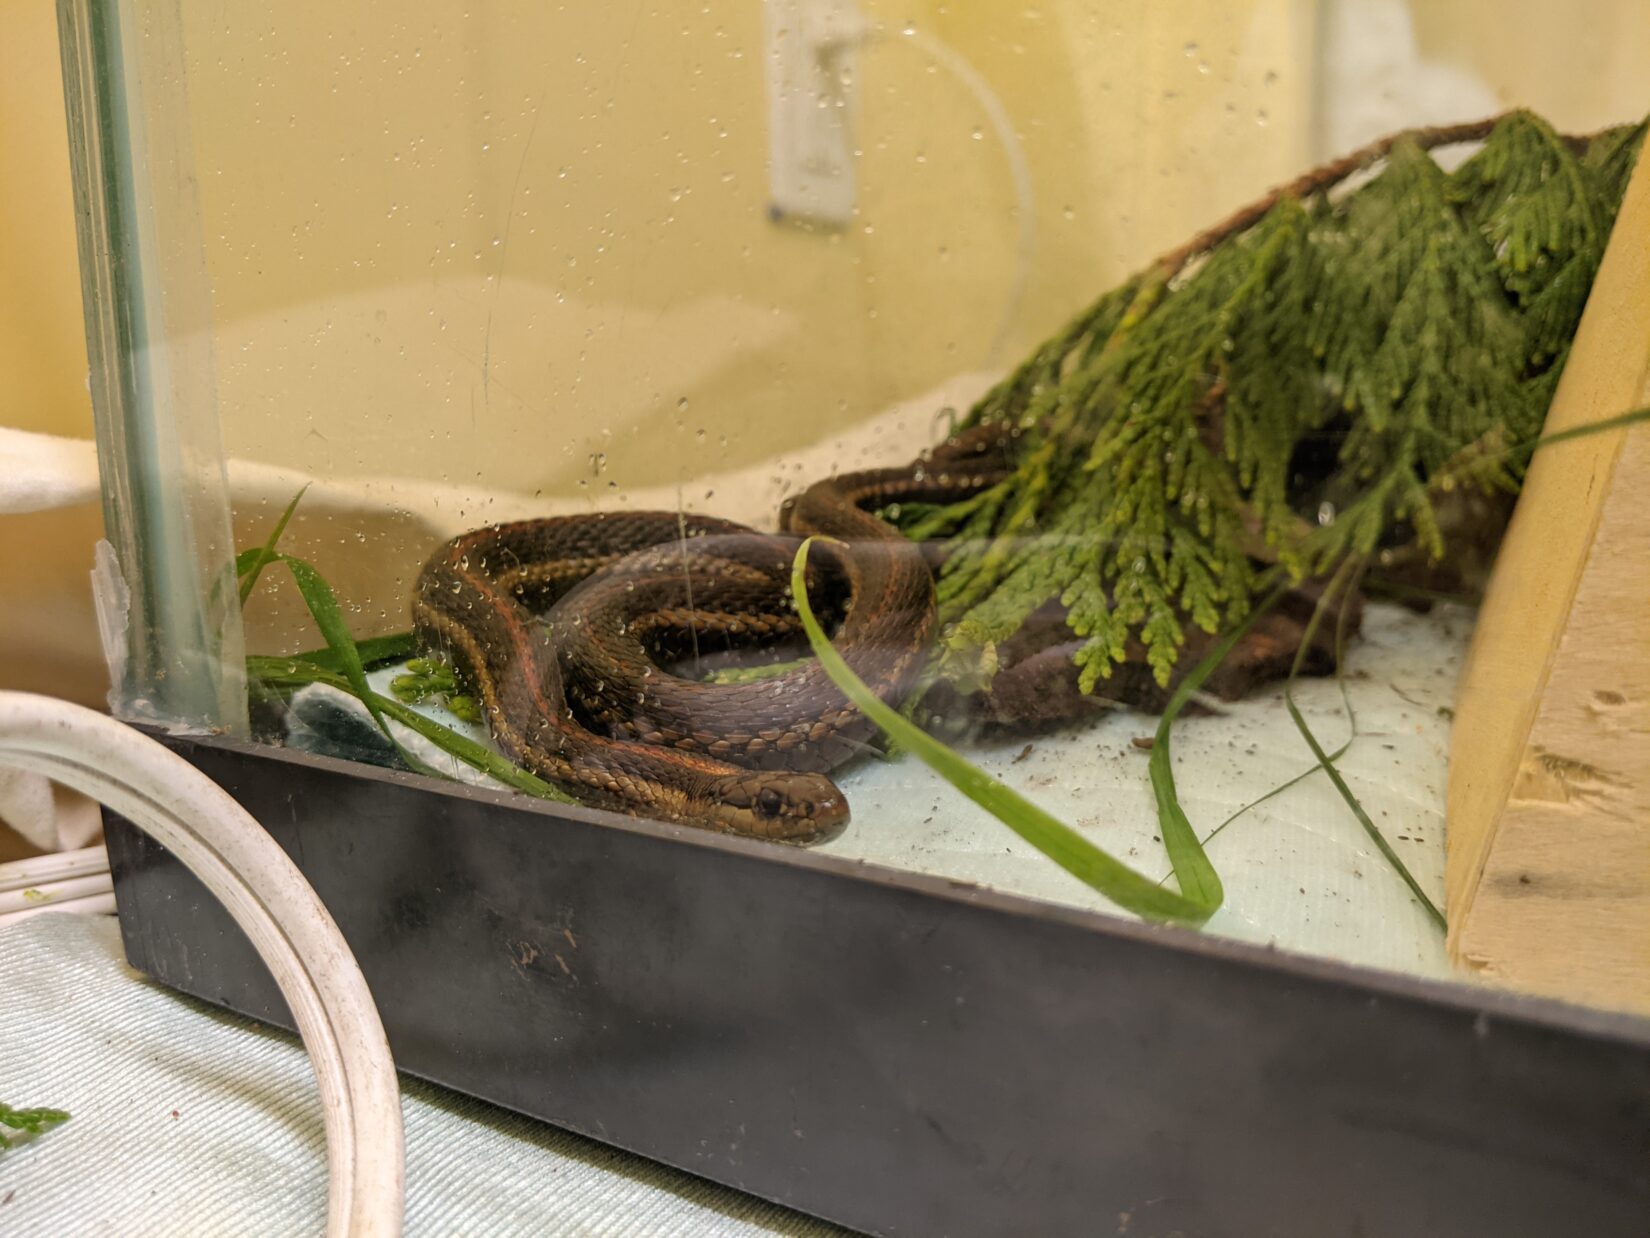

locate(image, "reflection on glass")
[[66, 0, 1650, 1016]]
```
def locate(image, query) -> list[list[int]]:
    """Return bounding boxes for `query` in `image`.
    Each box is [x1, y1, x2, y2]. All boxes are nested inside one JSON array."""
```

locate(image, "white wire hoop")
[[0, 691, 404, 1237]]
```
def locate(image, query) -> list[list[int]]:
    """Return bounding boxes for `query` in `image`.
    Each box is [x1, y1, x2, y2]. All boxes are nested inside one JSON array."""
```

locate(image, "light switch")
[[763, 0, 862, 227]]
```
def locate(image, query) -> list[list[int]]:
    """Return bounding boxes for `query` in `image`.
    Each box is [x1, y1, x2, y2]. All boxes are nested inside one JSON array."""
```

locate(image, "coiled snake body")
[[413, 432, 1007, 842]]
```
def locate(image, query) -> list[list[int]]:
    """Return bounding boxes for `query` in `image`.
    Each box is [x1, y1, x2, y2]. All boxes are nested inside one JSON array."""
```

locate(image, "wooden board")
[[1447, 141, 1650, 1015]]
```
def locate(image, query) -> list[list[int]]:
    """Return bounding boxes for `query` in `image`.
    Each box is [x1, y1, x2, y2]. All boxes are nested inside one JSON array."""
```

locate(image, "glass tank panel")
[[61, 0, 1650, 1010]]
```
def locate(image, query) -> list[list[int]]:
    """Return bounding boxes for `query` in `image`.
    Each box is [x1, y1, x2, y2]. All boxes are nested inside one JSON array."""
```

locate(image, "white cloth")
[[0, 430, 106, 855], [0, 770, 101, 855], [0, 914, 842, 1236], [0, 428, 101, 515]]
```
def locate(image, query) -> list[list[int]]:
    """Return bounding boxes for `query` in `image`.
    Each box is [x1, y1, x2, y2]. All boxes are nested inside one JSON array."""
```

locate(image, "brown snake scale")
[[413, 430, 1009, 842]]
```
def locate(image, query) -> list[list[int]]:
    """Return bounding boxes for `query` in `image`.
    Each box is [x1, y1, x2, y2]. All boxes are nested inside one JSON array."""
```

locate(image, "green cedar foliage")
[[915, 111, 1645, 689], [0, 1101, 70, 1151]]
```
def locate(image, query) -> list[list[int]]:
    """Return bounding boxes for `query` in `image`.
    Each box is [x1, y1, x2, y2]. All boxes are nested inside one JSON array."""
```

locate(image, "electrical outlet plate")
[[763, 0, 859, 227]]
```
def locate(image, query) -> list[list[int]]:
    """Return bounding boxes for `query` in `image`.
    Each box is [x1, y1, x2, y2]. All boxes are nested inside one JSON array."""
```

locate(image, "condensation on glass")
[[58, 0, 1650, 1009]]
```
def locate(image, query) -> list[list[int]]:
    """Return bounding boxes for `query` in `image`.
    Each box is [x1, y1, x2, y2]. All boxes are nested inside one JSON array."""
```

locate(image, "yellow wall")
[[1410, 1, 1650, 133], [184, 1, 1318, 498], [185, 0, 1324, 653], [0, 0, 102, 706], [2, 0, 1648, 701], [0, 2, 91, 440]]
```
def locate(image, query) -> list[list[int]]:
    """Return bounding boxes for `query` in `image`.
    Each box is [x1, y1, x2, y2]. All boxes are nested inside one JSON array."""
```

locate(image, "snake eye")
[[756, 787, 785, 817]]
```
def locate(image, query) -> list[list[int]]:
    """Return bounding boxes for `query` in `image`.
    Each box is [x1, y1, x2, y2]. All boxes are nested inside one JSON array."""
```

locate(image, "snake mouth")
[[795, 784, 850, 841]]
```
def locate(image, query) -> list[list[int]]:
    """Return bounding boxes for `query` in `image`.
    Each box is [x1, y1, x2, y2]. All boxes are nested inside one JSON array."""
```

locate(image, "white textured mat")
[[0, 914, 841, 1236], [821, 599, 1465, 981]]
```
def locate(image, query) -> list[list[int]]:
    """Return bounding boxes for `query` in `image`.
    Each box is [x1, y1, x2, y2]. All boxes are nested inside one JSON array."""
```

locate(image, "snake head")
[[709, 772, 850, 843]]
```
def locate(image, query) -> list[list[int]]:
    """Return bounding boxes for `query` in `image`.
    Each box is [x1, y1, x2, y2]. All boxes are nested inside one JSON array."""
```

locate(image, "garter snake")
[[413, 430, 1010, 842]]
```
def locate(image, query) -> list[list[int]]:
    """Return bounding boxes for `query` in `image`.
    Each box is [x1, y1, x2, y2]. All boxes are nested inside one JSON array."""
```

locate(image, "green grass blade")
[[1145, 573, 1287, 905], [238, 484, 310, 604], [1425, 404, 1650, 498], [1516, 404, 1650, 456], [1164, 576, 1360, 880], [791, 539, 1215, 926], [247, 656, 579, 804], [279, 556, 379, 719], [292, 631, 419, 673], [236, 504, 576, 803], [1284, 688, 1445, 931], [1282, 558, 1447, 932], [271, 554, 453, 783], [1359, 577, 1481, 608]]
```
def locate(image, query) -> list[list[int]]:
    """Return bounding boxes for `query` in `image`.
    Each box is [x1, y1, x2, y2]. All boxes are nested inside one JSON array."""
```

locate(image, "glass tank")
[[60, 0, 1650, 1012]]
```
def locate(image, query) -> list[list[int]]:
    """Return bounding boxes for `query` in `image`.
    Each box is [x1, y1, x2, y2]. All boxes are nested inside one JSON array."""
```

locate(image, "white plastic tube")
[[0, 692, 404, 1237], [0, 872, 114, 916], [0, 843, 111, 893], [1, 889, 118, 922]]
